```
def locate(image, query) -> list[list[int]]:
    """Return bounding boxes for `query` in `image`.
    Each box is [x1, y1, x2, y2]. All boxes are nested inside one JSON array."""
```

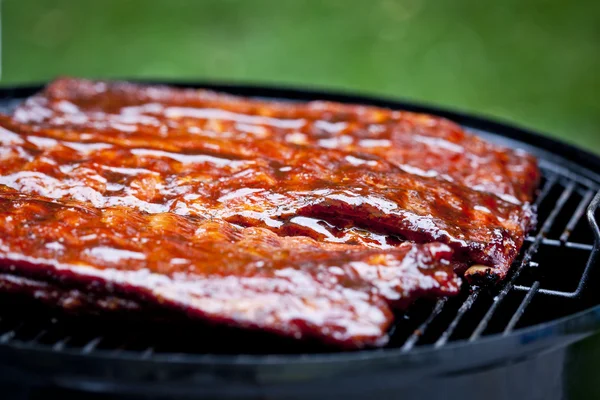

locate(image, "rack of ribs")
[[0, 78, 540, 347]]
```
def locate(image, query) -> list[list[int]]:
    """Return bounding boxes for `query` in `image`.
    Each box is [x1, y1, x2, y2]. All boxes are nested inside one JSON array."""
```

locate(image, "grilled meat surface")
[[14, 78, 539, 204], [0, 192, 459, 347], [0, 78, 539, 347]]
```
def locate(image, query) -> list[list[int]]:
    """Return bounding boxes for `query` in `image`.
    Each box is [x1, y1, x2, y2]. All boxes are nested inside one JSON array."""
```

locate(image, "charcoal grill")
[[0, 82, 599, 400]]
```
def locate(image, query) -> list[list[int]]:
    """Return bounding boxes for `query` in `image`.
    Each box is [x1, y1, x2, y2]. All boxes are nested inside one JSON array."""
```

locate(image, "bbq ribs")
[[0, 78, 540, 348]]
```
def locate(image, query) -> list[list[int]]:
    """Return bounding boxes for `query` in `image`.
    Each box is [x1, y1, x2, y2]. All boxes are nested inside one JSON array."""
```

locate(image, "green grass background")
[[3, 0, 600, 153], [3, 1, 600, 398]]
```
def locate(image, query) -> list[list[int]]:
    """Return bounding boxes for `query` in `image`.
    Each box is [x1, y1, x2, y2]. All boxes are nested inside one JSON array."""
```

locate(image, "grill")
[[1, 83, 600, 400]]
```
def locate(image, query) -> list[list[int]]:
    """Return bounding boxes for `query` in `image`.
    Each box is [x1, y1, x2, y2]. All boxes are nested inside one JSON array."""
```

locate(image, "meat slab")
[[0, 191, 459, 347], [13, 78, 539, 204], [0, 78, 540, 347]]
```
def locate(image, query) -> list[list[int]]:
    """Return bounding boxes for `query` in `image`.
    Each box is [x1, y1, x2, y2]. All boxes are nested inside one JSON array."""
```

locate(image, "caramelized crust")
[[0, 82, 536, 280], [0, 118, 532, 279], [0, 78, 540, 347], [0, 193, 459, 347], [13, 78, 539, 203]]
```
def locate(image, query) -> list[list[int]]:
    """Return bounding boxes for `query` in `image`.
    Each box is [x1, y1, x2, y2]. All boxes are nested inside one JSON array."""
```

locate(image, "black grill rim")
[[0, 81, 599, 370]]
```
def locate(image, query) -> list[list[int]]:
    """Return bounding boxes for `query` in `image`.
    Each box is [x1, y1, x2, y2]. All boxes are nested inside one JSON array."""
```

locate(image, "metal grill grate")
[[0, 91, 599, 359]]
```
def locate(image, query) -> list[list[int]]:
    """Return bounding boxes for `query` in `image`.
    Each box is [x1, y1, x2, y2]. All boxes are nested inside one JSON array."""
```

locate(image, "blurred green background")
[[3, 0, 600, 152], [3, 1, 600, 398]]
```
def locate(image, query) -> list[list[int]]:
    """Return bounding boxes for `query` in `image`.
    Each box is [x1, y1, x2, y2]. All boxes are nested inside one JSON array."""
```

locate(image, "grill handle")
[[588, 190, 600, 244], [576, 189, 600, 294]]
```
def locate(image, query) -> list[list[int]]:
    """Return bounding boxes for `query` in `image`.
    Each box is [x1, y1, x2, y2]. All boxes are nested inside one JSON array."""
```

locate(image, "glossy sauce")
[[13, 78, 540, 203], [0, 79, 540, 346], [0, 194, 459, 347], [0, 80, 538, 278]]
